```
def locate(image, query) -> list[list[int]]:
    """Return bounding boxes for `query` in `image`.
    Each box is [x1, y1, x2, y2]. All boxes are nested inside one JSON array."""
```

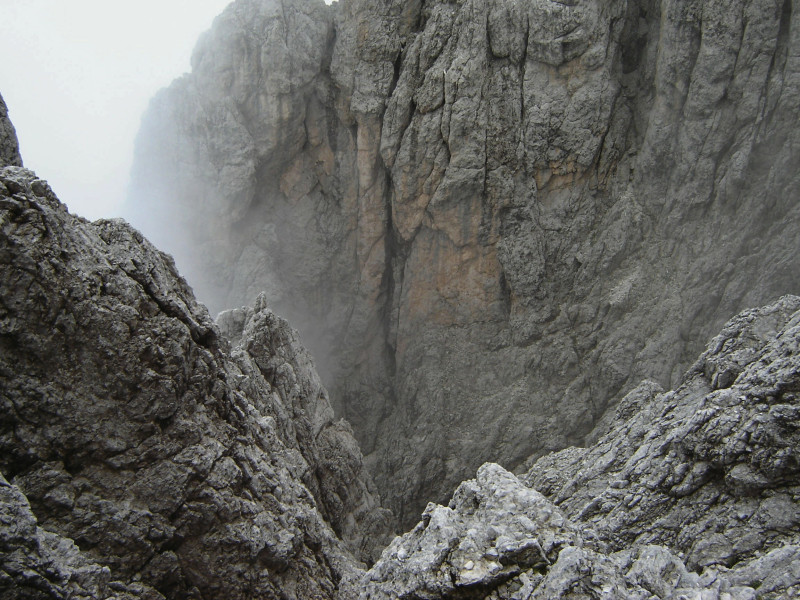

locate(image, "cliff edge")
[[0, 92, 22, 168]]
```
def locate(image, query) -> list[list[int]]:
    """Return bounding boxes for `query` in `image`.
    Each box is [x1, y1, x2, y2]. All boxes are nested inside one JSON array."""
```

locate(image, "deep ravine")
[[126, 0, 800, 526]]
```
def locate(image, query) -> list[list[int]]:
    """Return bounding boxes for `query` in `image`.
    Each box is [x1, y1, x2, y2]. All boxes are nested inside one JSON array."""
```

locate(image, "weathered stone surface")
[[350, 463, 777, 600], [351, 301, 800, 600], [353, 300, 800, 597], [356, 464, 585, 599], [0, 92, 22, 167], [0, 165, 390, 598], [2, 94, 800, 598], [128, 0, 800, 528], [218, 297, 395, 563], [525, 296, 800, 572], [0, 473, 162, 600]]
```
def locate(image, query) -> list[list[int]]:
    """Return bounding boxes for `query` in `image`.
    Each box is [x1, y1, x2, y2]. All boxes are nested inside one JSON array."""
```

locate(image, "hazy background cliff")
[[126, 0, 800, 525]]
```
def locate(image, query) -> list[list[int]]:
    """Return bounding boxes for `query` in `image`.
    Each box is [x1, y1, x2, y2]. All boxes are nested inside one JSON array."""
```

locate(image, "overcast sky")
[[0, 1, 239, 220]]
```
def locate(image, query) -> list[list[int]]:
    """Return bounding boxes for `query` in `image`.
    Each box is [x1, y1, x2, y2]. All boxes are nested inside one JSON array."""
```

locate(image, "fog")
[[2, 0, 341, 383], [0, 1, 237, 220]]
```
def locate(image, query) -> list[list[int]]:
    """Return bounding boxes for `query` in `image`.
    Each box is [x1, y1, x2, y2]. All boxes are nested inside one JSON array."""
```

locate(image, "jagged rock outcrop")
[[345, 297, 800, 599], [525, 295, 800, 572], [349, 464, 773, 600], [351, 463, 800, 600], [1, 98, 799, 598], [217, 298, 394, 563], [127, 0, 800, 525], [0, 165, 391, 599], [0, 92, 22, 168]]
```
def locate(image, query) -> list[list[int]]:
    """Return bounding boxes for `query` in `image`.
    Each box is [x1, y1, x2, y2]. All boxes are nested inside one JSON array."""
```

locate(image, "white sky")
[[0, 1, 239, 220]]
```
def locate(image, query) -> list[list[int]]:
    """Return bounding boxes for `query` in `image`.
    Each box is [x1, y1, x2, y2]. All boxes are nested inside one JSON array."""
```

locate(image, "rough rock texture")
[[127, 0, 800, 524], [0, 165, 391, 599], [0, 92, 22, 168], [349, 298, 800, 599], [351, 463, 791, 600], [2, 99, 800, 597], [217, 298, 394, 563], [1, 473, 163, 600], [525, 295, 800, 572]]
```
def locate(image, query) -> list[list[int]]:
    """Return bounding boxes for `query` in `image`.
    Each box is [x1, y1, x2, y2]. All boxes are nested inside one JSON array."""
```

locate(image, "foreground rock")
[[0, 165, 390, 599], [218, 298, 394, 563], [353, 464, 776, 600], [1, 473, 162, 599], [128, 0, 800, 524], [351, 298, 800, 599], [526, 296, 800, 572]]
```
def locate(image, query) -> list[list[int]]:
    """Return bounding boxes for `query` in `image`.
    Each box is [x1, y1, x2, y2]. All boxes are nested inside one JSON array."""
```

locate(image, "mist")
[[120, 0, 343, 388], [0, 1, 239, 220], [1, 0, 338, 367]]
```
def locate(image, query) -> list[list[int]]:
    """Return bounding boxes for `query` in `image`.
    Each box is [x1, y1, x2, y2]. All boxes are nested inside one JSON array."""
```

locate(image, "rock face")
[[217, 298, 394, 563], [1, 473, 164, 600], [0, 165, 390, 599], [346, 297, 800, 599], [353, 464, 800, 599], [0, 473, 164, 600], [351, 464, 779, 600], [128, 0, 800, 525], [0, 92, 22, 168], [525, 295, 800, 572]]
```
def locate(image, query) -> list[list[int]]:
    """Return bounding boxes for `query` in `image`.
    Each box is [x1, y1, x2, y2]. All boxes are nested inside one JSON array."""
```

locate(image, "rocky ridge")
[[127, 0, 800, 523], [0, 160, 389, 598], [0, 92, 22, 168], [352, 465, 799, 600], [525, 296, 800, 571]]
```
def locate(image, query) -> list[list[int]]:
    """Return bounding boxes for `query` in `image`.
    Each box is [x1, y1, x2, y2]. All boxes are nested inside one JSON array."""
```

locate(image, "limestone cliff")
[[351, 297, 800, 599], [526, 296, 800, 569], [127, 0, 800, 524]]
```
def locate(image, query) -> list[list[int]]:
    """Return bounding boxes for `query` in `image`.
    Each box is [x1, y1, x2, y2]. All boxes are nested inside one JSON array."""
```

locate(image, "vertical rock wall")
[[127, 0, 800, 524]]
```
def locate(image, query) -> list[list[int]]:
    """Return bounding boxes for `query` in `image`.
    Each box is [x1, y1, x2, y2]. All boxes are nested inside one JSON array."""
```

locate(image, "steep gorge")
[[127, 0, 800, 526], [2, 85, 800, 597]]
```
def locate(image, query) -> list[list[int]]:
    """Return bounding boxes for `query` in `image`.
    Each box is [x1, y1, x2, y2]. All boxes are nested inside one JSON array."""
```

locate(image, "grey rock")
[[350, 295, 800, 598], [126, 0, 800, 527], [355, 463, 584, 599], [0, 473, 162, 600], [525, 296, 800, 573], [218, 297, 395, 563], [0, 165, 390, 598], [2, 86, 800, 599], [0, 92, 22, 167], [725, 545, 800, 598], [350, 463, 765, 600]]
